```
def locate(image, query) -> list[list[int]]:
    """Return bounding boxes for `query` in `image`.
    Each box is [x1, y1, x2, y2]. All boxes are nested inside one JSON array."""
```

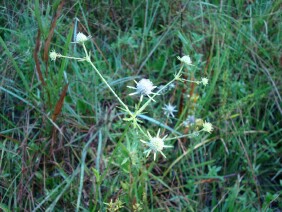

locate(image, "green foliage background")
[[0, 0, 281, 211]]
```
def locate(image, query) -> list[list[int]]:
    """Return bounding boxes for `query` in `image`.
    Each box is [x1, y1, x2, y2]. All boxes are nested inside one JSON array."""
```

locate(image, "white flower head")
[[162, 103, 177, 118], [49, 50, 59, 61], [127, 78, 157, 98], [141, 129, 173, 161], [202, 121, 213, 133], [75, 32, 91, 43], [201, 77, 209, 86], [177, 55, 193, 66]]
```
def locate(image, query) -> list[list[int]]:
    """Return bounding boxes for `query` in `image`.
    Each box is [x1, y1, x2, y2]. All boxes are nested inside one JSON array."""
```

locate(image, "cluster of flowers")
[[50, 32, 213, 161], [125, 56, 213, 160]]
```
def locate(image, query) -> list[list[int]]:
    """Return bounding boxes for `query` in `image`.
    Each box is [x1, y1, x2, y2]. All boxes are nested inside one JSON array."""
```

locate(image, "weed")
[[0, 0, 281, 211]]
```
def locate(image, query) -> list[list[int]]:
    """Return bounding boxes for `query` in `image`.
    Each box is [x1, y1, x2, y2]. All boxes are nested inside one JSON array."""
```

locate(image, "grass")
[[0, 0, 281, 211]]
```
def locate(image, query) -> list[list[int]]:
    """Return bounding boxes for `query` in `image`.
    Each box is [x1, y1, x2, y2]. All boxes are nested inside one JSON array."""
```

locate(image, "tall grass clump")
[[0, 0, 281, 211]]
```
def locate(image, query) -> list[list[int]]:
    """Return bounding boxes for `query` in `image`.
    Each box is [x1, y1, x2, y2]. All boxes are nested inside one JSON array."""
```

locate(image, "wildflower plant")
[[50, 32, 213, 161], [104, 199, 124, 212]]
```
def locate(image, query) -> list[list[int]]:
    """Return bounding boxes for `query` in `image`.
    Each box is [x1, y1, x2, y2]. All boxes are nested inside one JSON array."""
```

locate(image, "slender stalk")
[[81, 44, 133, 116], [58, 55, 85, 61]]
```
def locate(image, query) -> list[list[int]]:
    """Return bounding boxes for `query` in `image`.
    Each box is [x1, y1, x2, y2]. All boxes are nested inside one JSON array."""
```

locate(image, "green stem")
[[183, 79, 200, 84], [82, 44, 132, 116], [58, 55, 85, 61], [136, 123, 147, 137]]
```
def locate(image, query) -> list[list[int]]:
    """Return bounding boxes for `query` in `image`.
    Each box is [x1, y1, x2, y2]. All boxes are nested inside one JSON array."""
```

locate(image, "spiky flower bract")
[[140, 129, 173, 161], [162, 103, 177, 117]]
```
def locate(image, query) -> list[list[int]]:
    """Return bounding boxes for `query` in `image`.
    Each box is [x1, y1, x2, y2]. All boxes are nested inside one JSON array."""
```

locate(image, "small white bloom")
[[127, 78, 157, 98], [162, 103, 177, 118], [177, 55, 192, 65], [49, 50, 59, 61], [75, 32, 91, 43], [202, 121, 213, 133], [141, 129, 173, 161], [201, 77, 209, 86]]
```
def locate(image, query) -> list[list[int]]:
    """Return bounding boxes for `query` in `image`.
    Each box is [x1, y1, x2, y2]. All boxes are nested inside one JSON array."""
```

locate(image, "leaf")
[[52, 83, 69, 122], [33, 29, 46, 86], [92, 168, 101, 184], [0, 203, 11, 212], [43, 0, 65, 62]]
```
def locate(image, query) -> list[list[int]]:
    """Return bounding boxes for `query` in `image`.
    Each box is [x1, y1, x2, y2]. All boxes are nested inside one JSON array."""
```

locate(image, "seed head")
[[202, 121, 213, 133], [177, 55, 192, 66], [49, 50, 59, 61], [201, 77, 209, 86], [195, 118, 204, 127], [75, 32, 91, 43]]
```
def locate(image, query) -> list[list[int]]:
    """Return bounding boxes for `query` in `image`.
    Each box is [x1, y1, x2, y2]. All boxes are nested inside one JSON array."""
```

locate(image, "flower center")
[[150, 137, 164, 151]]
